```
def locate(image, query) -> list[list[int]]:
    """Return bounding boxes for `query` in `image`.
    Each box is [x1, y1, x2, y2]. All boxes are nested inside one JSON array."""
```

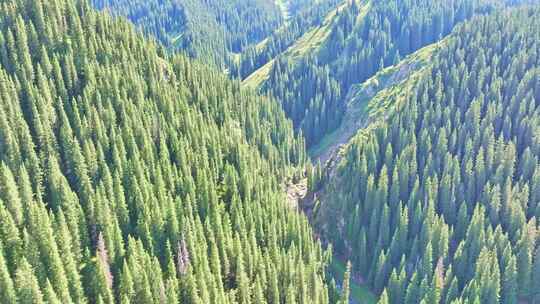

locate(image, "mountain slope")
[[91, 0, 284, 71], [243, 0, 370, 90], [311, 6, 540, 303], [239, 0, 343, 78], [0, 0, 334, 303], [243, 0, 521, 147], [309, 39, 443, 166]]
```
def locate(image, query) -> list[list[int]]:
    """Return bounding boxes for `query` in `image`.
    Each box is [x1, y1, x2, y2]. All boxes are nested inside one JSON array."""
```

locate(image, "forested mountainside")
[[90, 0, 282, 71], [90, 0, 332, 74], [312, 6, 540, 303], [2, 0, 540, 303], [238, 0, 342, 78], [243, 0, 522, 148], [0, 0, 337, 303]]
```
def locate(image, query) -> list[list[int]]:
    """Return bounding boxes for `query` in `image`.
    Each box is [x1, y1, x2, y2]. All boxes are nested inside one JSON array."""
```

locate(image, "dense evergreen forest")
[[0, 0, 337, 303], [91, 0, 283, 71], [90, 0, 334, 74], [1, 0, 540, 303], [244, 0, 528, 147], [313, 6, 540, 304], [238, 0, 342, 78]]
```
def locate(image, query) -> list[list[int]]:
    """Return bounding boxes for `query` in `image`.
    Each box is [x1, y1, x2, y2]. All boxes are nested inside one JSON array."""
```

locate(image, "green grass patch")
[[241, 59, 275, 89], [329, 258, 378, 304]]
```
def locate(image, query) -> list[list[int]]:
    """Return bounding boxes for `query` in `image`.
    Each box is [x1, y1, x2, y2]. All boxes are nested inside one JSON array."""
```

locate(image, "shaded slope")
[[242, 0, 370, 90], [243, 0, 514, 148], [0, 0, 332, 303], [239, 0, 342, 78], [312, 6, 540, 303], [309, 39, 444, 167], [92, 0, 284, 70]]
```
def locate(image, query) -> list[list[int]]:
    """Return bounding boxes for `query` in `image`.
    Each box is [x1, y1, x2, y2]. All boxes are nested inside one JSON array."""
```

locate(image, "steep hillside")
[[91, 0, 284, 71], [239, 0, 342, 78], [0, 0, 334, 303], [90, 0, 338, 75], [243, 0, 370, 90], [312, 6, 540, 303], [309, 39, 443, 166], [243, 0, 519, 147]]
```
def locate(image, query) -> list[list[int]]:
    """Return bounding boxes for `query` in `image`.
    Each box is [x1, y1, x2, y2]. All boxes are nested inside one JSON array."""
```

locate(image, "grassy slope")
[[309, 39, 445, 163], [242, 0, 371, 89], [329, 258, 378, 304]]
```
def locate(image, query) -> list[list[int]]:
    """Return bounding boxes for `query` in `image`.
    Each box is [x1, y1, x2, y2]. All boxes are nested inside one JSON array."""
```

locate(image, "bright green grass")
[[329, 258, 378, 304]]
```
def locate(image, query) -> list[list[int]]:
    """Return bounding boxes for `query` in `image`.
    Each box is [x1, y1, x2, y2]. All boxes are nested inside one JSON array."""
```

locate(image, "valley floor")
[[329, 258, 377, 304]]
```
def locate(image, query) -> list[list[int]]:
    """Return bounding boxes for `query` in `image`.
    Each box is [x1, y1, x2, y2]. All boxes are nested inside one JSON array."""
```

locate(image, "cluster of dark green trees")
[[0, 0, 341, 303], [2, 0, 540, 303], [253, 0, 517, 147], [91, 0, 285, 71], [238, 0, 342, 78], [315, 6, 540, 304]]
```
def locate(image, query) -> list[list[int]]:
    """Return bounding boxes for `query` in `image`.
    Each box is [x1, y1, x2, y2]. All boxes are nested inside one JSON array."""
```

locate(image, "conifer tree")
[[14, 258, 44, 304], [340, 261, 351, 304], [0, 243, 17, 303]]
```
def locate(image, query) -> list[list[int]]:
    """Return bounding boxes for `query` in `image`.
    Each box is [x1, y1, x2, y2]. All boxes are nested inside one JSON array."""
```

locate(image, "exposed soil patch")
[[285, 178, 307, 209]]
